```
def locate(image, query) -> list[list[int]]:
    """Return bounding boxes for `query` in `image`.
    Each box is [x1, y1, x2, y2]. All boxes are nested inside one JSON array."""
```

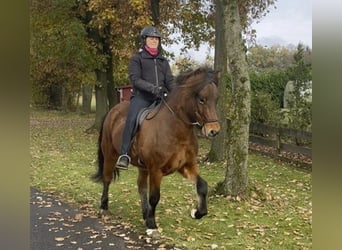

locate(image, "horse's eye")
[[199, 98, 206, 104]]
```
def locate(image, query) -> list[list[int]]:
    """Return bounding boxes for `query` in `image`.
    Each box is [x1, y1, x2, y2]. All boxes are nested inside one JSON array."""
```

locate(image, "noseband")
[[193, 111, 218, 128]]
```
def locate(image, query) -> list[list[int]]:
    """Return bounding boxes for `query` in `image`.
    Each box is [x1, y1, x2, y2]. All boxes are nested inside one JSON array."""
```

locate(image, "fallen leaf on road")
[[75, 213, 83, 221], [62, 223, 74, 227]]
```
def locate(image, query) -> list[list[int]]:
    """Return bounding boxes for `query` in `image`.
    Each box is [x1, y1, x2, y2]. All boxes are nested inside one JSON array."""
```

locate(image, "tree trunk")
[[92, 70, 108, 132], [82, 18, 112, 132], [107, 54, 117, 109], [221, 0, 251, 197], [208, 0, 229, 162], [61, 85, 68, 112], [81, 84, 92, 114], [104, 30, 116, 109], [151, 0, 160, 26]]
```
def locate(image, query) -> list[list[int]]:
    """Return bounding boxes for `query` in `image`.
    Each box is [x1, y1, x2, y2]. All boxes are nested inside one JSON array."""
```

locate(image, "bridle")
[[161, 95, 218, 129], [194, 110, 219, 128]]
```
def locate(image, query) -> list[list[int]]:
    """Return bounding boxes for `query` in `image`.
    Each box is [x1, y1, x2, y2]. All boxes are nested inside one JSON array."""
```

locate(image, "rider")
[[116, 26, 174, 170]]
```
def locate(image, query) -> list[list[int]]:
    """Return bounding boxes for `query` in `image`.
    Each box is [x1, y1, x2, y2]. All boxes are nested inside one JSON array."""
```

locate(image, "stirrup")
[[116, 154, 131, 170]]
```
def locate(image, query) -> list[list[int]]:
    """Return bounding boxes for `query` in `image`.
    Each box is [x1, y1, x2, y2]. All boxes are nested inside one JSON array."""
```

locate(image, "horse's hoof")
[[191, 209, 197, 219], [99, 209, 111, 216], [191, 209, 207, 219], [146, 229, 161, 239], [98, 209, 112, 222]]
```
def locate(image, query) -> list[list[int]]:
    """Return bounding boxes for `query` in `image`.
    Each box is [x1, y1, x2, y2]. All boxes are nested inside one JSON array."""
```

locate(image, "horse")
[[92, 66, 220, 237]]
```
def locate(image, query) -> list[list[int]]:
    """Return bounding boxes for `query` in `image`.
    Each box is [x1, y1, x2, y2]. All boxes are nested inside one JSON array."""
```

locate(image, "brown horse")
[[92, 66, 220, 236]]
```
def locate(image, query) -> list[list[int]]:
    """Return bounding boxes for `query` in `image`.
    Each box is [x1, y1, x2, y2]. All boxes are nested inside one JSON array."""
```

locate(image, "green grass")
[[30, 109, 312, 249]]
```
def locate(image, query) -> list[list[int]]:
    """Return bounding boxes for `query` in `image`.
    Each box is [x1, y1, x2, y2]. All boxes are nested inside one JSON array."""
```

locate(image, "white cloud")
[[252, 0, 312, 48]]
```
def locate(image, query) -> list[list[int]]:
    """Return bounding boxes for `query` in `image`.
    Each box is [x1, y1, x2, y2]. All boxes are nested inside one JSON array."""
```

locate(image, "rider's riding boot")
[[116, 154, 130, 170]]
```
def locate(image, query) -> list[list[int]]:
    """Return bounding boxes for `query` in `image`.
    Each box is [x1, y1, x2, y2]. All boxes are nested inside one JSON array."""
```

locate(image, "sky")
[[167, 0, 312, 63], [251, 0, 312, 48]]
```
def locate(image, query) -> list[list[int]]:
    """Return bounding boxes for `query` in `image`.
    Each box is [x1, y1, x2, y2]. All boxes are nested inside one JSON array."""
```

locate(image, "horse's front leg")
[[179, 165, 208, 219], [145, 171, 162, 237], [137, 169, 149, 220], [191, 175, 208, 219]]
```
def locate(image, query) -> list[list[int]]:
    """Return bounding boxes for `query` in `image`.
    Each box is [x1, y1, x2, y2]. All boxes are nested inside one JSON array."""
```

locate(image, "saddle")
[[132, 101, 160, 136]]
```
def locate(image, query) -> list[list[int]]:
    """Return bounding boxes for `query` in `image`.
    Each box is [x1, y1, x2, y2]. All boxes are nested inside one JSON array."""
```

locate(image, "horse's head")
[[173, 67, 221, 138], [194, 81, 221, 137]]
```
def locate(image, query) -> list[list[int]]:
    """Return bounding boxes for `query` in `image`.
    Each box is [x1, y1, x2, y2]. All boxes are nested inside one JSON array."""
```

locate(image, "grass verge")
[[30, 109, 312, 249]]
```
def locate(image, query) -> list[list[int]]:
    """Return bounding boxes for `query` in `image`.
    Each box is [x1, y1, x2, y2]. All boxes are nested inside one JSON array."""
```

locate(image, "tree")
[[157, 0, 215, 55], [283, 43, 312, 132], [207, 0, 229, 162], [213, 0, 276, 197], [223, 0, 251, 196], [247, 44, 296, 72], [80, 82, 93, 114], [75, 0, 152, 131], [30, 0, 100, 110], [31, 0, 217, 128], [75, 0, 215, 131]]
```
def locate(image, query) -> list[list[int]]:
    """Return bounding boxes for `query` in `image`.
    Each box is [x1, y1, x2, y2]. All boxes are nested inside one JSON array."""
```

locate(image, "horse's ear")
[[213, 70, 221, 86]]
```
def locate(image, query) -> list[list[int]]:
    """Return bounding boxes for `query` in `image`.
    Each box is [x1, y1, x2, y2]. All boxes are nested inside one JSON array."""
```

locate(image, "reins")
[[162, 98, 202, 127], [144, 96, 201, 127], [146, 78, 218, 128], [162, 98, 218, 128]]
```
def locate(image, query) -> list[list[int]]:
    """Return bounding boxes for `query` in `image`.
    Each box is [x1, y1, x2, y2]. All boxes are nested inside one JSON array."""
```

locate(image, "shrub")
[[251, 91, 280, 125], [249, 69, 289, 108]]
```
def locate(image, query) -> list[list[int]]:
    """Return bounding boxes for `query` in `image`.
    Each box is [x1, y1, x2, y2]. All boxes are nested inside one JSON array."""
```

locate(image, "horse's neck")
[[161, 98, 195, 134]]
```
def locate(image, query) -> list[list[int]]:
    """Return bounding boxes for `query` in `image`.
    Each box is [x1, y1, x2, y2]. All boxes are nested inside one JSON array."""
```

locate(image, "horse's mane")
[[175, 66, 218, 87], [166, 66, 218, 108], [173, 66, 218, 96]]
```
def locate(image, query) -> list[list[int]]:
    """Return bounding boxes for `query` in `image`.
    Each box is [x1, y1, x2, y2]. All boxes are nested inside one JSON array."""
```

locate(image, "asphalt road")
[[30, 187, 175, 250]]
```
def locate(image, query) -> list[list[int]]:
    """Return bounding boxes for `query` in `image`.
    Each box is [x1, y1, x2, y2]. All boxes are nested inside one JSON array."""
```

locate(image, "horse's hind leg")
[[99, 157, 115, 216], [100, 181, 110, 214], [179, 165, 208, 219]]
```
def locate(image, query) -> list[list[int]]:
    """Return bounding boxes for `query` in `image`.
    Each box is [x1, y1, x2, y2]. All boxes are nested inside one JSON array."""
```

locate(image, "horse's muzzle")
[[202, 122, 220, 138]]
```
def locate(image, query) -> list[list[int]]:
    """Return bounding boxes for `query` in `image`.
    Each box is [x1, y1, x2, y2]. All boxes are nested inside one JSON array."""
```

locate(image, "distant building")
[[116, 85, 132, 104]]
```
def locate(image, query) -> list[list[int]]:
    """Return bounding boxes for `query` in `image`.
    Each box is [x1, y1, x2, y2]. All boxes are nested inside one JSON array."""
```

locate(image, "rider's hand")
[[153, 86, 168, 98]]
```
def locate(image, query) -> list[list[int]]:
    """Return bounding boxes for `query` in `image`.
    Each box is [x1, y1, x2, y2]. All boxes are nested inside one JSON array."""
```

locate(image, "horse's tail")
[[91, 114, 107, 183], [91, 112, 120, 182]]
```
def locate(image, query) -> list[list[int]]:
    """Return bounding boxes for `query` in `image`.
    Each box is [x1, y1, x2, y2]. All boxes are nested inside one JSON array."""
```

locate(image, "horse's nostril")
[[209, 130, 218, 137]]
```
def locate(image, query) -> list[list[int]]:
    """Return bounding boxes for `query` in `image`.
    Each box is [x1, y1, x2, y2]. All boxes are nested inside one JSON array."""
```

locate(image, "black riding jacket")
[[129, 47, 174, 101]]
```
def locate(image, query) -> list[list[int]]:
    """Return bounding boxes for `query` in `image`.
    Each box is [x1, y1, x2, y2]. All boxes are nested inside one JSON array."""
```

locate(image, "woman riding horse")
[[93, 66, 220, 237], [116, 26, 174, 170]]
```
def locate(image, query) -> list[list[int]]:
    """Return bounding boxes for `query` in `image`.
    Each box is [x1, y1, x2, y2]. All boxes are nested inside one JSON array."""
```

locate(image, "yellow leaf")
[[75, 213, 83, 221]]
